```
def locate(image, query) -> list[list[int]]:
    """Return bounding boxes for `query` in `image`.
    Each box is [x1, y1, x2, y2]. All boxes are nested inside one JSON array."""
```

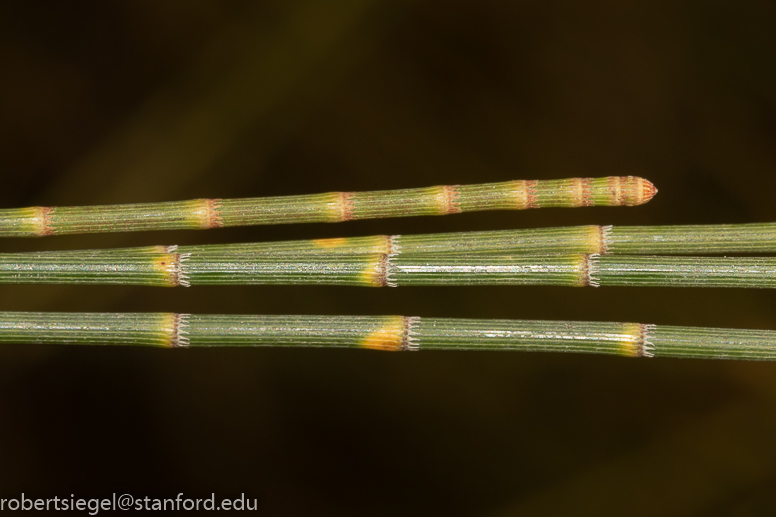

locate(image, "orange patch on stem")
[[360, 317, 405, 351], [312, 237, 349, 249], [618, 323, 644, 357]]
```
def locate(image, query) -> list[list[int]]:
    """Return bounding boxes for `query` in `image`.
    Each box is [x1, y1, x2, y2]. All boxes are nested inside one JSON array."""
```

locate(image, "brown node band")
[[33, 207, 55, 236], [580, 177, 594, 206], [205, 199, 224, 228], [438, 185, 462, 214], [339, 192, 356, 221], [194, 199, 224, 229], [375, 253, 389, 287], [525, 180, 539, 209], [579, 254, 592, 287], [606, 176, 623, 205]]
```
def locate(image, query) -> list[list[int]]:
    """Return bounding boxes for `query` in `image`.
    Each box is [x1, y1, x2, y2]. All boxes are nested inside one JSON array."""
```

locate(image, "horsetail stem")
[[2, 250, 776, 289], [1, 311, 775, 361], [45, 221, 776, 259], [607, 222, 776, 254], [0, 176, 656, 237], [199, 222, 776, 256]]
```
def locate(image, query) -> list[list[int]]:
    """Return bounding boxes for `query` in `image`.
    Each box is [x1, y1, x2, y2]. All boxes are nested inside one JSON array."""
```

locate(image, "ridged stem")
[[0, 177, 655, 237], [1, 312, 775, 360], [47, 222, 776, 258], [2, 251, 776, 289], [189, 222, 776, 256], [181, 226, 605, 256], [608, 222, 776, 254]]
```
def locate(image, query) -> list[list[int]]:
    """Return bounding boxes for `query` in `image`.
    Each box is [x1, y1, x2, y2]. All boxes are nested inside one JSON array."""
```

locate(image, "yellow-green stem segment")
[[3, 251, 776, 289], [0, 177, 656, 237], [1, 312, 775, 360], [49, 222, 776, 259]]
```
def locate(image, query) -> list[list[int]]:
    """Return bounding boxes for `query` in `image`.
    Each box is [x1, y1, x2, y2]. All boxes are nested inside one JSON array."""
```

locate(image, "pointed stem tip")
[[621, 176, 658, 206]]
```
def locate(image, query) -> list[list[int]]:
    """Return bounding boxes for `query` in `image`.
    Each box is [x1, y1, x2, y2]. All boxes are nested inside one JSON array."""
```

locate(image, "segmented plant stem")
[[191, 222, 776, 256], [0, 176, 656, 237], [181, 226, 607, 256], [2, 250, 776, 288], [64, 222, 776, 259], [1, 311, 774, 360], [607, 222, 776, 254]]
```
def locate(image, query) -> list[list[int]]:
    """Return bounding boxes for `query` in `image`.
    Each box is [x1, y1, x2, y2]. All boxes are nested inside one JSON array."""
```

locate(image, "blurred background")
[[1, 1, 775, 515]]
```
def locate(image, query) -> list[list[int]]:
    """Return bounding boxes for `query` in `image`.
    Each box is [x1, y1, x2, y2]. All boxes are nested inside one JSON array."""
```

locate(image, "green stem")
[[593, 255, 776, 288], [182, 225, 605, 256], [608, 222, 776, 254], [2, 251, 776, 289], [1, 311, 774, 360], [0, 176, 655, 237], [63, 222, 776, 258]]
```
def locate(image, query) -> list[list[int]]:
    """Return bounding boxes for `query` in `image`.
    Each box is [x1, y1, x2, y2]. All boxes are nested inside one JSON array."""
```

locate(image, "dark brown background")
[[1, 1, 775, 515]]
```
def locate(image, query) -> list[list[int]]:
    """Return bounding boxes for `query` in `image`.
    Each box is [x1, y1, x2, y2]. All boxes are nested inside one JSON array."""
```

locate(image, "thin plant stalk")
[[55, 222, 776, 258], [607, 222, 776, 255], [1, 311, 775, 361], [183, 221, 776, 256], [0, 176, 656, 237], [2, 250, 776, 289]]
